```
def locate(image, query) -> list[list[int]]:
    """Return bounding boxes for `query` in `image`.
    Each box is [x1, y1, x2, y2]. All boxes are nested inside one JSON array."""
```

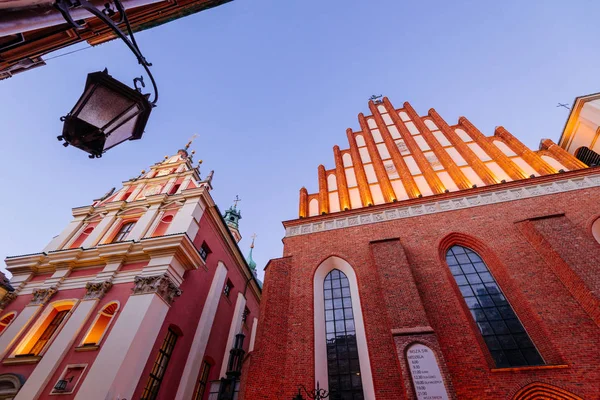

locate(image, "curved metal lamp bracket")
[[55, 0, 158, 105], [296, 382, 330, 400]]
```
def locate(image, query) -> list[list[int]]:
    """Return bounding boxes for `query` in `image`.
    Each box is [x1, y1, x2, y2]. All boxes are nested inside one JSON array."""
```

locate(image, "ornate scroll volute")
[[29, 286, 58, 306], [132, 274, 182, 305], [0, 292, 17, 311], [83, 280, 113, 300]]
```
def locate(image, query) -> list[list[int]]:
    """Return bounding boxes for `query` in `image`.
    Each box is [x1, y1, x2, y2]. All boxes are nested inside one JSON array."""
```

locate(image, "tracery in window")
[[324, 269, 363, 399], [80, 302, 119, 347], [445, 245, 544, 368]]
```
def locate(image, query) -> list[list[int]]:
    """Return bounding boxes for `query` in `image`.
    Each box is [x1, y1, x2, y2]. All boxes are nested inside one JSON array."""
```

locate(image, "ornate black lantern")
[[58, 69, 152, 158], [53, 376, 73, 392], [55, 0, 158, 158]]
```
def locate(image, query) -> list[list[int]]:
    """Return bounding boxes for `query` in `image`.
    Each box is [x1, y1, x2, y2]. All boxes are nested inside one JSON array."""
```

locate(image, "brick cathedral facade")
[[240, 97, 600, 400]]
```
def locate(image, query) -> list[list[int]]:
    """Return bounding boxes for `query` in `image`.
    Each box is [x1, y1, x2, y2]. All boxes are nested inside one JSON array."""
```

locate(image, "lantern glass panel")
[[78, 85, 136, 128], [105, 114, 140, 149]]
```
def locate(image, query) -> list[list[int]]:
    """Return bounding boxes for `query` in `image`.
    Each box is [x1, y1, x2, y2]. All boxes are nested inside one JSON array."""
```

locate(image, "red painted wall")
[[37, 282, 134, 400], [131, 210, 260, 400], [242, 183, 600, 400]]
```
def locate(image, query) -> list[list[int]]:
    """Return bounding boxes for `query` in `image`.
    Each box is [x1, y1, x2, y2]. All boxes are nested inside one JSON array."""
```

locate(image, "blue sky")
[[0, 0, 599, 279]]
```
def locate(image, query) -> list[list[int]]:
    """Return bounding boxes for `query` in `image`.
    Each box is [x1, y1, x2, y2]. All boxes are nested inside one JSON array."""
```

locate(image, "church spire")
[[224, 195, 242, 243], [246, 234, 257, 273]]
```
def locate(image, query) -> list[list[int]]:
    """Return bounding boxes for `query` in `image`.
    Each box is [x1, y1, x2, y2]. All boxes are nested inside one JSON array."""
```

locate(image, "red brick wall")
[[242, 184, 600, 400]]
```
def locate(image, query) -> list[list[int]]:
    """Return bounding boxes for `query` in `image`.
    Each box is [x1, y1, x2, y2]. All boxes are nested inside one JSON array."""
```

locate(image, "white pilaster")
[[15, 300, 96, 400], [81, 210, 118, 248], [128, 204, 161, 241], [0, 305, 42, 359], [166, 198, 204, 238], [126, 184, 144, 202], [249, 317, 258, 352], [43, 216, 86, 252], [218, 291, 246, 378], [162, 177, 177, 195], [174, 262, 227, 400], [75, 293, 169, 400]]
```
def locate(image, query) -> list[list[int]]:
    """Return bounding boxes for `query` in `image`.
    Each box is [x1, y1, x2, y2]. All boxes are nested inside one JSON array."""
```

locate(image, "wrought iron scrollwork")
[[55, 0, 158, 105], [294, 382, 329, 400]]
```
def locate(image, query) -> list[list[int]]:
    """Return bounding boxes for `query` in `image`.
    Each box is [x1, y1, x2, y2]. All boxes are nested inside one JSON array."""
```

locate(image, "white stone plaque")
[[407, 344, 449, 400]]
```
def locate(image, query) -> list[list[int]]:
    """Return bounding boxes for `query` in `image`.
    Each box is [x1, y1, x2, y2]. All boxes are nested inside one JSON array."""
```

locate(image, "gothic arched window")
[[445, 245, 544, 368], [324, 269, 363, 399]]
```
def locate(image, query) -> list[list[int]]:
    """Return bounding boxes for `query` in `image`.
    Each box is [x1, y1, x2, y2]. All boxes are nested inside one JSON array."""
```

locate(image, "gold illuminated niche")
[[0, 312, 16, 335], [77, 302, 119, 350], [13, 300, 76, 358]]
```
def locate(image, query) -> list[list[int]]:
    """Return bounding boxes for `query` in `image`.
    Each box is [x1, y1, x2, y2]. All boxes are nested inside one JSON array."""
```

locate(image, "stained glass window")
[[446, 245, 544, 368], [324, 269, 363, 400]]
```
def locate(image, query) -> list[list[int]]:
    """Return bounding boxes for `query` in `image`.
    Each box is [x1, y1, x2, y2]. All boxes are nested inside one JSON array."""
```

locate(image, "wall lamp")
[[55, 0, 157, 158]]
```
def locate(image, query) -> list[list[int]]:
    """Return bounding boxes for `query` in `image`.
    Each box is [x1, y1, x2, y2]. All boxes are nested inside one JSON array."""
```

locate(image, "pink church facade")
[[0, 148, 261, 400]]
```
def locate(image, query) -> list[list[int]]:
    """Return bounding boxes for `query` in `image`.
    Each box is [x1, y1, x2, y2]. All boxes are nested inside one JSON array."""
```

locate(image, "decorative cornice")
[[285, 173, 600, 238], [0, 292, 17, 310], [29, 286, 58, 306], [83, 280, 113, 300], [132, 274, 182, 305]]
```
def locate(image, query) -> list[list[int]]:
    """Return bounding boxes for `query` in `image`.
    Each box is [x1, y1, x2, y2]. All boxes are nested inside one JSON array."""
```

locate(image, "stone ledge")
[[490, 364, 569, 373], [391, 326, 435, 336]]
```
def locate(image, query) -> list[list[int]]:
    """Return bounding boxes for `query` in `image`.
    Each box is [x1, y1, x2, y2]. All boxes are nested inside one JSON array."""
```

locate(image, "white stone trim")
[[288, 174, 600, 237], [49, 363, 88, 395], [174, 261, 228, 400], [313, 257, 375, 399], [218, 292, 246, 378], [15, 299, 95, 400], [75, 293, 169, 400], [0, 305, 42, 359], [249, 317, 258, 352]]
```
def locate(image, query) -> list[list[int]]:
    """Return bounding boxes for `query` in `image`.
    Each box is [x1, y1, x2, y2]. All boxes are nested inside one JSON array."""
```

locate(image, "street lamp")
[[58, 69, 152, 158], [54, 0, 158, 158]]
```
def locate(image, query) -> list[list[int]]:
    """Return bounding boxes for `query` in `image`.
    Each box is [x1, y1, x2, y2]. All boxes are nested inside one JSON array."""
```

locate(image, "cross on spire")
[[250, 233, 257, 248], [233, 195, 242, 208], [185, 133, 198, 150]]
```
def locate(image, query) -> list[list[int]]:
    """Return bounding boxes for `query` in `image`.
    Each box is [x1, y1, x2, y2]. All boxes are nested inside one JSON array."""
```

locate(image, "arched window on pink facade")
[[79, 302, 119, 348], [69, 225, 95, 249], [152, 215, 174, 237], [0, 312, 16, 335]]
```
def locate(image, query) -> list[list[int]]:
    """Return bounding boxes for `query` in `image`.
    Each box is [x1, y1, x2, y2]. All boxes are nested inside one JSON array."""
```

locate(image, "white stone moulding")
[[286, 174, 600, 237]]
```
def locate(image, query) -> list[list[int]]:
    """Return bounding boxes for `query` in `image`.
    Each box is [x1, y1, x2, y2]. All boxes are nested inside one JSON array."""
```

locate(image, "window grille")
[[141, 328, 178, 400], [324, 269, 364, 399], [199, 242, 211, 261], [193, 361, 211, 400], [445, 245, 544, 368], [112, 221, 135, 243], [223, 281, 232, 298], [29, 310, 69, 355]]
